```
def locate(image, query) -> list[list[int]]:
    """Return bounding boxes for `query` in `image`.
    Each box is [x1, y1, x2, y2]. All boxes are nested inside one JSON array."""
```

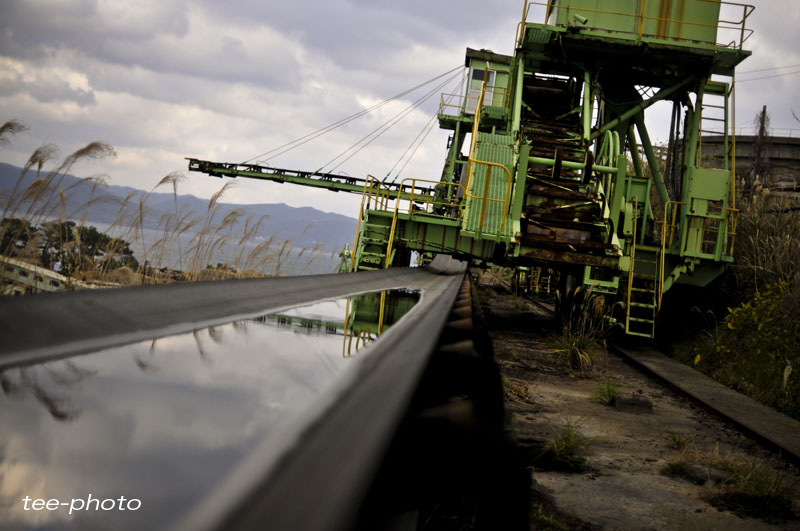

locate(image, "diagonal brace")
[[590, 77, 694, 141]]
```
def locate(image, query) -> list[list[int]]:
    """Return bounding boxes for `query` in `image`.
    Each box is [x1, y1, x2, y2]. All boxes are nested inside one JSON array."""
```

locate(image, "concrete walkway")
[[612, 345, 800, 466]]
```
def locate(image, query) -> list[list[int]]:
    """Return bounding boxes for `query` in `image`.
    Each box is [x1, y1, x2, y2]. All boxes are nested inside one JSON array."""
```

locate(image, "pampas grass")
[[1, 123, 334, 289]]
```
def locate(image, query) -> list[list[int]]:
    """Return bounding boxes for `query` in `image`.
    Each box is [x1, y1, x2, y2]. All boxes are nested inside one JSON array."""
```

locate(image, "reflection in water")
[[132, 340, 160, 373], [0, 289, 419, 530], [261, 289, 420, 357], [1, 361, 96, 422]]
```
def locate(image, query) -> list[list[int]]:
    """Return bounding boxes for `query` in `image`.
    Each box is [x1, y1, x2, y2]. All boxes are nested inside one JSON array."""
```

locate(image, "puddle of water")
[[0, 289, 418, 530]]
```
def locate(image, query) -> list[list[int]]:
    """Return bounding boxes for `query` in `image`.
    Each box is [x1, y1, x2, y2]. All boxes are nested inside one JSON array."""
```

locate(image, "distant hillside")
[[0, 162, 357, 253]]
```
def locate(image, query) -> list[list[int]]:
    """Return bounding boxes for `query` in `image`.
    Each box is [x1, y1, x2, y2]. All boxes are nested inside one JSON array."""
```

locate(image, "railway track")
[[520, 293, 800, 468], [0, 259, 527, 531]]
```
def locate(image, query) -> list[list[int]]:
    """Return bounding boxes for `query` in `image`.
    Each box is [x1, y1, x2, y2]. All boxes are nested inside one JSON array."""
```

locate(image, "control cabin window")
[[465, 68, 496, 114]]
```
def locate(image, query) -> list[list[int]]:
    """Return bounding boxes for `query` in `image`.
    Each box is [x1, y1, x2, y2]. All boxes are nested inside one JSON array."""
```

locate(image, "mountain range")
[[0, 162, 358, 256]]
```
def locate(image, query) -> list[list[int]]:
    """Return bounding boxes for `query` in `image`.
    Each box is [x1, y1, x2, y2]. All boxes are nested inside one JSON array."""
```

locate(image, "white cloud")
[[0, 0, 796, 217]]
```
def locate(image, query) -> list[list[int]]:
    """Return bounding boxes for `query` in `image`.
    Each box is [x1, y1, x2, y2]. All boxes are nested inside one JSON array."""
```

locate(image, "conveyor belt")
[[2, 257, 528, 531], [180, 260, 469, 531], [0, 258, 464, 369]]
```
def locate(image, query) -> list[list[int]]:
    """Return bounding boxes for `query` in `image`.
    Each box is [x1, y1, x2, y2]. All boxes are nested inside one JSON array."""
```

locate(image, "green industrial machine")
[[188, 0, 754, 337]]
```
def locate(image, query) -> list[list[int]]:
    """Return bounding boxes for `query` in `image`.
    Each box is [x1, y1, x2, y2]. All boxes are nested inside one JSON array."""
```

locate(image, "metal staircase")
[[625, 245, 659, 338], [354, 213, 393, 271]]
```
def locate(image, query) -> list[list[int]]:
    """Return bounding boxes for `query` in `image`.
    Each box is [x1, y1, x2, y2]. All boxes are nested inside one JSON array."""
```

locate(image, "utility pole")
[[750, 105, 770, 188]]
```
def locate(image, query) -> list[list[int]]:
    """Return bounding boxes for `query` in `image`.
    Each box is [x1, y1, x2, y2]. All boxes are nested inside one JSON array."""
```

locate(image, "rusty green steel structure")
[[188, 0, 754, 337]]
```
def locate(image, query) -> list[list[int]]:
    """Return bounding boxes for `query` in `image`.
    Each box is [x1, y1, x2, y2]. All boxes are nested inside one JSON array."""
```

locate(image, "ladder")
[[625, 245, 659, 338], [353, 214, 393, 271], [697, 82, 729, 169], [624, 198, 659, 338]]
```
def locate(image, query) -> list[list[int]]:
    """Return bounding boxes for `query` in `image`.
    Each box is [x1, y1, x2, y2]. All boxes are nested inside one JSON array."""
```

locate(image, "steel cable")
[[319, 69, 463, 174], [241, 65, 463, 165], [385, 72, 466, 182]]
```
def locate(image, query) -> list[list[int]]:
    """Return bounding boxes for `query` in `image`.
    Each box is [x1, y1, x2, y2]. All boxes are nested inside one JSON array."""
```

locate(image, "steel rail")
[[523, 296, 800, 467], [609, 343, 800, 468]]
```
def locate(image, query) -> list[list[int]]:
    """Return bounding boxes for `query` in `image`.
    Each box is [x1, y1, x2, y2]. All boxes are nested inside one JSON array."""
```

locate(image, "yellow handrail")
[[625, 197, 639, 334], [342, 298, 351, 357], [384, 178, 465, 269], [439, 84, 511, 117], [638, 0, 647, 37], [349, 176, 377, 272], [463, 79, 485, 193], [725, 206, 739, 256], [516, 0, 536, 48], [378, 290, 386, 334], [658, 200, 685, 309], [461, 77, 514, 234], [464, 160, 514, 233]]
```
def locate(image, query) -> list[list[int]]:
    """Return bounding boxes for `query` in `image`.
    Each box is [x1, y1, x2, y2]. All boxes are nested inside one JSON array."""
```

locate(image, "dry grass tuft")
[[2, 127, 337, 293], [0, 119, 29, 147]]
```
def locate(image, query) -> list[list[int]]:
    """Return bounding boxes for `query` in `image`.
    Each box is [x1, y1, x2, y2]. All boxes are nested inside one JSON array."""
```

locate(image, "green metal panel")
[[552, 0, 721, 44], [686, 166, 729, 202], [393, 214, 497, 260], [463, 132, 514, 237], [679, 166, 730, 260], [553, 0, 639, 33], [642, 0, 720, 43], [675, 261, 725, 286]]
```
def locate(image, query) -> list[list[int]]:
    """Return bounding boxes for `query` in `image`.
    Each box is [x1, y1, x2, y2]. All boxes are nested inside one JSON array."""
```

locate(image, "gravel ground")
[[481, 288, 800, 531]]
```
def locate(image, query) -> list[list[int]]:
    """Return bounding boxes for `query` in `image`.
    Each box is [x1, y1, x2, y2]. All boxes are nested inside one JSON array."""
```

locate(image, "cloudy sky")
[[1, 0, 797, 216]]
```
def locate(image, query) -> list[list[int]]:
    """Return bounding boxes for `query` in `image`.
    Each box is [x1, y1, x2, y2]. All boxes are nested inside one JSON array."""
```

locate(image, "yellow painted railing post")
[[638, 0, 647, 37], [479, 166, 492, 230], [349, 176, 373, 272], [341, 298, 351, 357], [658, 200, 685, 309], [378, 290, 386, 335], [625, 197, 639, 333], [384, 178, 466, 269], [465, 160, 514, 233]]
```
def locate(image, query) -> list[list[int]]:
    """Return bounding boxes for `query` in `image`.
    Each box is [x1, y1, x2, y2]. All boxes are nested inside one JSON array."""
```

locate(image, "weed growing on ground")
[[661, 459, 689, 478], [551, 286, 609, 373], [674, 188, 800, 420], [530, 505, 568, 530], [535, 422, 588, 473], [512, 295, 528, 313], [679, 281, 800, 420], [503, 376, 530, 402], [590, 377, 618, 404], [709, 459, 799, 523], [660, 430, 799, 523], [664, 430, 694, 451]]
